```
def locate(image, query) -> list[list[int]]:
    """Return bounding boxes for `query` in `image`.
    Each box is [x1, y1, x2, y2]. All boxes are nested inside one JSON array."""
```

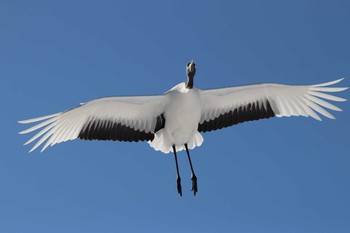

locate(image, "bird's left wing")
[[19, 95, 168, 152], [198, 78, 347, 132]]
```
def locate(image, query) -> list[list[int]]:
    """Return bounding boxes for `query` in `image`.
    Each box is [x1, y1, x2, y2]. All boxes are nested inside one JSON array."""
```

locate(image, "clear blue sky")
[[1, 1, 350, 232]]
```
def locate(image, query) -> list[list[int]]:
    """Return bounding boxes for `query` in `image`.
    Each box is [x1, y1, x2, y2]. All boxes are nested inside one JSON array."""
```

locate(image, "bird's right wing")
[[19, 95, 169, 152], [198, 78, 347, 132]]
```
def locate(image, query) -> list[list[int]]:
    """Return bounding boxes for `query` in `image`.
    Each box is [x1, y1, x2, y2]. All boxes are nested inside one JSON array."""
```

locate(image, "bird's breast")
[[164, 88, 202, 144]]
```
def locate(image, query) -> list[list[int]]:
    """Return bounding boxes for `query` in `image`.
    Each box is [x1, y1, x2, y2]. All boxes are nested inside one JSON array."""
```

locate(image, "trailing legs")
[[172, 145, 182, 196], [172, 144, 198, 196], [185, 144, 198, 196]]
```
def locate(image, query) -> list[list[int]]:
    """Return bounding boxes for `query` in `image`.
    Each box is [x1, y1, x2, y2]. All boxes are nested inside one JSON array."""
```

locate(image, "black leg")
[[185, 144, 198, 196], [173, 145, 182, 196]]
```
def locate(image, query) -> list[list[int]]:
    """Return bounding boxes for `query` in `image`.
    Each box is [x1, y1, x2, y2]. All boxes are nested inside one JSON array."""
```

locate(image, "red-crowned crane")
[[19, 60, 348, 196]]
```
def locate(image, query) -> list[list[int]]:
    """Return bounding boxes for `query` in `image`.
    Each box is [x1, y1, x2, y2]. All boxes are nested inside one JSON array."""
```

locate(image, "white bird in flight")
[[19, 60, 347, 196]]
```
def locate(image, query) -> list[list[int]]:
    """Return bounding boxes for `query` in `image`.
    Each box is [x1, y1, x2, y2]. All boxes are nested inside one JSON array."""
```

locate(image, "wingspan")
[[19, 95, 168, 152], [198, 78, 347, 132]]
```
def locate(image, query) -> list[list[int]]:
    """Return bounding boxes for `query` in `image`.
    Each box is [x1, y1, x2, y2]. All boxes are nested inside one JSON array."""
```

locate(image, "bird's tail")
[[148, 130, 203, 154]]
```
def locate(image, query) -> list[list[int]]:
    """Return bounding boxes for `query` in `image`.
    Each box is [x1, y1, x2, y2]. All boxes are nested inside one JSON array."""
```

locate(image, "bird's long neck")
[[186, 75, 194, 89]]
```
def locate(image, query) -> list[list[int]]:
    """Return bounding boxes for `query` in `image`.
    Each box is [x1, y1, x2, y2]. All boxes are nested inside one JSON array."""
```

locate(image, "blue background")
[[1, 1, 349, 232]]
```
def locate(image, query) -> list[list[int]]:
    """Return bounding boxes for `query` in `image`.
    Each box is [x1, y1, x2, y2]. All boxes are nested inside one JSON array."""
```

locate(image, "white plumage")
[[19, 77, 347, 153], [20, 95, 168, 152], [149, 83, 203, 153], [19, 61, 347, 196]]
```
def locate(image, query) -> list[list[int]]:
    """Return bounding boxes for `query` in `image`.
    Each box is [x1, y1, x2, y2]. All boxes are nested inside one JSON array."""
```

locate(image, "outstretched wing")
[[198, 79, 347, 132], [19, 95, 168, 152]]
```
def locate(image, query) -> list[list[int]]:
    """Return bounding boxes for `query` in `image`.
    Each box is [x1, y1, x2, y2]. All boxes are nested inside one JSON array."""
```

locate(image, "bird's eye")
[[187, 63, 190, 67]]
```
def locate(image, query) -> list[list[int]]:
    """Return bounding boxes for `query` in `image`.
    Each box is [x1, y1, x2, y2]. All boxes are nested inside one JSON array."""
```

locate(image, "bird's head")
[[186, 60, 196, 89]]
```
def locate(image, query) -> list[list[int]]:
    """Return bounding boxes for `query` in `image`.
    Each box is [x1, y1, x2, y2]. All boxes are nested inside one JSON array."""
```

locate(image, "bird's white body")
[[150, 83, 203, 153]]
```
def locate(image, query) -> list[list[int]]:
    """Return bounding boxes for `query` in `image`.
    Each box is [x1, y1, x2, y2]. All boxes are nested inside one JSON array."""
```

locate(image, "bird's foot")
[[191, 174, 198, 196], [177, 176, 182, 196]]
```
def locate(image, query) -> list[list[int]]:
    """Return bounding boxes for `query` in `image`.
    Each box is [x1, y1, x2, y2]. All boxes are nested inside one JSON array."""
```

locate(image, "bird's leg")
[[172, 145, 182, 196], [185, 144, 198, 196]]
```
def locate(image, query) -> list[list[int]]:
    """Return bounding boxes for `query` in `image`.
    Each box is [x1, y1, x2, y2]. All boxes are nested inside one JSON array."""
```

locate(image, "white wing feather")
[[19, 95, 168, 152], [200, 78, 347, 124]]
